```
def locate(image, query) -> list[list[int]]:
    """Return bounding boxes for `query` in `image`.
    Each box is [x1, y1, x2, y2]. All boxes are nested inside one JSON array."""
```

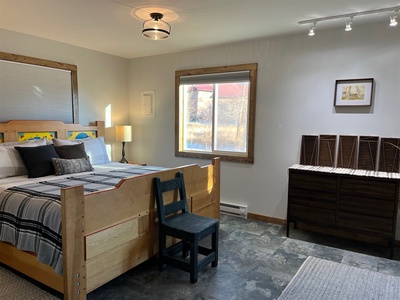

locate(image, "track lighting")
[[390, 10, 398, 26], [345, 16, 353, 31], [299, 6, 400, 36]]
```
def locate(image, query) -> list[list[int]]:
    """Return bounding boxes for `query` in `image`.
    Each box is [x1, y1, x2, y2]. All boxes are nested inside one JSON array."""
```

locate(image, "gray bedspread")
[[0, 165, 165, 275]]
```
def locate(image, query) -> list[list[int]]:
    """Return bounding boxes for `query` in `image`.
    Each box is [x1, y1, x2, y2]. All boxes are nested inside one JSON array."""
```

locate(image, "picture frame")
[[334, 78, 374, 107]]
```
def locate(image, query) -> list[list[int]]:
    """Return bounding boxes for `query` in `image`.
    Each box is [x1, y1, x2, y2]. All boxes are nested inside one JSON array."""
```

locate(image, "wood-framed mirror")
[[0, 51, 79, 123]]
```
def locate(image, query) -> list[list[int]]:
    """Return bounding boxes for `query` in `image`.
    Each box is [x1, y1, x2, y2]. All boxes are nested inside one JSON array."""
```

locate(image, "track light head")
[[299, 6, 400, 35], [308, 22, 316, 36], [345, 16, 353, 31], [390, 10, 398, 26]]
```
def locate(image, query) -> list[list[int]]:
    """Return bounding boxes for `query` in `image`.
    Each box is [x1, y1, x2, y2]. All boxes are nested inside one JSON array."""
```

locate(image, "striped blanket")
[[0, 165, 165, 275]]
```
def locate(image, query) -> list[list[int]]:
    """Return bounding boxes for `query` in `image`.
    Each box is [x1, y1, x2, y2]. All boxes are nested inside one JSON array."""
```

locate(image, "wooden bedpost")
[[212, 157, 221, 219], [61, 186, 87, 300]]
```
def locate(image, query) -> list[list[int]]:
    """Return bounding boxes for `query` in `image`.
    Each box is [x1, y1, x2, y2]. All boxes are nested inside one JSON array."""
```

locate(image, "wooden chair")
[[153, 172, 219, 283]]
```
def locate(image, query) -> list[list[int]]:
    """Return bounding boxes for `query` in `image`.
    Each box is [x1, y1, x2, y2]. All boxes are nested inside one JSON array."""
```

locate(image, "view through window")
[[175, 64, 257, 163]]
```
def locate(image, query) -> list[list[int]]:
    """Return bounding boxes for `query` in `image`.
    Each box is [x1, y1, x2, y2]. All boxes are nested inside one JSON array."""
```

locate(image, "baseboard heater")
[[220, 202, 248, 219]]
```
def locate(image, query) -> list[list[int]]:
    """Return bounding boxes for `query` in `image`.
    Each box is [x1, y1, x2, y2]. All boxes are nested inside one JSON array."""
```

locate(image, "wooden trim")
[[0, 120, 104, 142], [0, 242, 63, 292], [247, 212, 286, 226], [247, 212, 400, 246]]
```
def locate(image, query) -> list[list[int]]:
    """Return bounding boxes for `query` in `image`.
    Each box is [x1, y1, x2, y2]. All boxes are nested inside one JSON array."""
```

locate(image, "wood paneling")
[[379, 138, 400, 172], [337, 135, 358, 169], [300, 135, 318, 165], [318, 135, 337, 167]]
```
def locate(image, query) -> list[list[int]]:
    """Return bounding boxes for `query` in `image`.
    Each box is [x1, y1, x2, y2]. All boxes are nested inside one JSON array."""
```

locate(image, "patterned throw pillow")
[[52, 157, 94, 176]]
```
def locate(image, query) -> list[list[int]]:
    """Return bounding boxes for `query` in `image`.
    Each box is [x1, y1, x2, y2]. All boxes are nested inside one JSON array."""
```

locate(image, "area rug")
[[278, 256, 400, 300], [0, 265, 60, 300]]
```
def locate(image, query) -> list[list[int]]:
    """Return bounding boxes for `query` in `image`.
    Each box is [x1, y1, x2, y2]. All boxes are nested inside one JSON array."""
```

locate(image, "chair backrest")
[[154, 172, 189, 224]]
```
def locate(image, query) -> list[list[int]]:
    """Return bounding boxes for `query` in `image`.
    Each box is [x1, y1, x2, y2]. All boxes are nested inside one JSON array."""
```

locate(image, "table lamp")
[[116, 125, 132, 163]]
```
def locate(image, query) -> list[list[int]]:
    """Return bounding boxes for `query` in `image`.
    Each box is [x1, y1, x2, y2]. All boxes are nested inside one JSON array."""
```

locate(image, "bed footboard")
[[61, 157, 221, 299]]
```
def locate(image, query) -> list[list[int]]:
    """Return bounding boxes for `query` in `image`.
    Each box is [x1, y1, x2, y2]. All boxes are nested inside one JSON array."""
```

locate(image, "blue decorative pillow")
[[52, 157, 94, 176]]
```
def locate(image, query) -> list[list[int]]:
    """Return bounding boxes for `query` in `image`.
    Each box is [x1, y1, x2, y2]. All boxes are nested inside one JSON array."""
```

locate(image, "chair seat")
[[165, 213, 219, 234]]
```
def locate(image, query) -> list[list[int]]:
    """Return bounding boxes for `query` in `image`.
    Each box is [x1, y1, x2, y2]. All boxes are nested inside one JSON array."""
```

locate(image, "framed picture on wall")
[[334, 78, 374, 106]]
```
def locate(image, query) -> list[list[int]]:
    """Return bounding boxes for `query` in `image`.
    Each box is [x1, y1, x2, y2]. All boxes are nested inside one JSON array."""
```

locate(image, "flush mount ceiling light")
[[142, 12, 171, 40], [299, 5, 400, 36]]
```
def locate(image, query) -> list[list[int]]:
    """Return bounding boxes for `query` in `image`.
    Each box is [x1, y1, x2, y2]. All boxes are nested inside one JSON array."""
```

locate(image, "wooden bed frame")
[[0, 120, 221, 300]]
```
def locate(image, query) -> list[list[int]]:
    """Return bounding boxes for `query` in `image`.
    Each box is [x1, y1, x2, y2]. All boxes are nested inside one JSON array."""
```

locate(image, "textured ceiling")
[[0, 0, 399, 59]]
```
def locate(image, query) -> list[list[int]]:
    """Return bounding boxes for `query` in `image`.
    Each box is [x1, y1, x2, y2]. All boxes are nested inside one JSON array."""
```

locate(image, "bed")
[[0, 120, 220, 300]]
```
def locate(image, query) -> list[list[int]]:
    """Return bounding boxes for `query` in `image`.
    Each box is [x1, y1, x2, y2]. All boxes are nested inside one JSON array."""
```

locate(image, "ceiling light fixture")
[[142, 12, 171, 40], [390, 10, 398, 26], [345, 16, 353, 31], [299, 6, 400, 36]]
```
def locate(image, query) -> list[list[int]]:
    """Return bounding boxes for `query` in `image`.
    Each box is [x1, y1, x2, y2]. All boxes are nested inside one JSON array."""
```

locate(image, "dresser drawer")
[[338, 212, 393, 237], [340, 177, 397, 200], [290, 172, 337, 192], [289, 204, 336, 226], [339, 195, 395, 218]]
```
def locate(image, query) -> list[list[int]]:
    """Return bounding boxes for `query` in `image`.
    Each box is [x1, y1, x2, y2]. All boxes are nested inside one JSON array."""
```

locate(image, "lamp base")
[[119, 157, 128, 164], [119, 141, 128, 163]]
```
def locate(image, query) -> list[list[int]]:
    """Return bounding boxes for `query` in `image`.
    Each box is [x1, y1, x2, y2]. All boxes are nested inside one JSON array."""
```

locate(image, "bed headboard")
[[0, 120, 105, 143]]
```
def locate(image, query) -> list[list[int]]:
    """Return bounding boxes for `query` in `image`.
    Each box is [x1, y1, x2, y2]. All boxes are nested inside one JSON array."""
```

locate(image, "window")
[[175, 63, 257, 163]]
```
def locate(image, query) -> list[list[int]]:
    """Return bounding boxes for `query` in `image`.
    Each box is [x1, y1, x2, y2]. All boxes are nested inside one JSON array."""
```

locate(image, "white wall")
[[128, 22, 400, 235], [0, 29, 130, 161], [1, 23, 399, 238]]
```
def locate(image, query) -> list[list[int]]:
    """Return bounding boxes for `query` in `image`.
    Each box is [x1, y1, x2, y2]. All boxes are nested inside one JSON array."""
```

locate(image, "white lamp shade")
[[116, 125, 132, 142]]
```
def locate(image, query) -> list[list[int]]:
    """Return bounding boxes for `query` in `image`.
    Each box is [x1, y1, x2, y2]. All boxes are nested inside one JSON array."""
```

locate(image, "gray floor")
[[17, 214, 400, 299], [84, 214, 400, 300]]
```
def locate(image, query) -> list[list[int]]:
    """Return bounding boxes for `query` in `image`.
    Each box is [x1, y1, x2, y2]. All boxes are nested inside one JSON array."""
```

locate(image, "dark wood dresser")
[[287, 165, 400, 258]]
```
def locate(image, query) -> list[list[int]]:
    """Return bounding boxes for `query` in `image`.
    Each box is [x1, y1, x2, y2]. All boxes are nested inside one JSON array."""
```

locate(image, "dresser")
[[287, 165, 400, 258]]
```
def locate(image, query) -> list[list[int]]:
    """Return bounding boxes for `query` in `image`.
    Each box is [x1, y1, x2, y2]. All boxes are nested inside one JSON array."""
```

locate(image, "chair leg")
[[159, 232, 166, 271], [182, 240, 188, 258], [190, 240, 199, 283], [211, 227, 218, 268]]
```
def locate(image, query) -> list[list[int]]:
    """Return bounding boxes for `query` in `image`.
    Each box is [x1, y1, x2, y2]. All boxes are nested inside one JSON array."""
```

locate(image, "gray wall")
[[1, 22, 400, 237], [128, 22, 400, 236], [0, 29, 129, 161]]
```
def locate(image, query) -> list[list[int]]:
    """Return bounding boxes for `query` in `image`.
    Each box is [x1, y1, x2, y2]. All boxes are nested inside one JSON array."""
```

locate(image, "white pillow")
[[52, 136, 110, 165], [52, 138, 83, 146], [81, 136, 111, 165], [1, 138, 48, 147], [0, 139, 47, 178]]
